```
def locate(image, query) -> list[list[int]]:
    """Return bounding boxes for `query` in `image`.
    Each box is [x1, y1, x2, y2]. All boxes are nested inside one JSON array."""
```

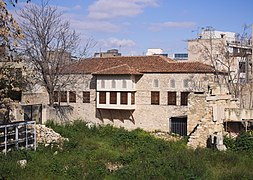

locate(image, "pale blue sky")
[[13, 0, 253, 56]]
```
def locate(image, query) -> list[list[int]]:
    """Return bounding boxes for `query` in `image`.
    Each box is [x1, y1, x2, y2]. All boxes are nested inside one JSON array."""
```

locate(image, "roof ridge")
[[157, 55, 176, 62], [93, 63, 133, 74]]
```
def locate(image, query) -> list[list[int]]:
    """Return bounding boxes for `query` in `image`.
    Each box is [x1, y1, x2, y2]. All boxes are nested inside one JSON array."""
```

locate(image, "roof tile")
[[62, 55, 216, 74]]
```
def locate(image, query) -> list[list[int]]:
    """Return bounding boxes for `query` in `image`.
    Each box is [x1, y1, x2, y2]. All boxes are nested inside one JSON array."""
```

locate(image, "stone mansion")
[[22, 55, 219, 135]]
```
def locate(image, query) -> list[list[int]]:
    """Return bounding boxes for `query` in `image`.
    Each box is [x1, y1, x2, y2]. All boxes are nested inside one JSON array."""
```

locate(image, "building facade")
[[188, 28, 252, 83], [22, 55, 218, 134]]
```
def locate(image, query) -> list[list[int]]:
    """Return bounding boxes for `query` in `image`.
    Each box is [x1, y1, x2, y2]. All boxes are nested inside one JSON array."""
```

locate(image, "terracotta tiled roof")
[[92, 64, 143, 75], [62, 55, 216, 75]]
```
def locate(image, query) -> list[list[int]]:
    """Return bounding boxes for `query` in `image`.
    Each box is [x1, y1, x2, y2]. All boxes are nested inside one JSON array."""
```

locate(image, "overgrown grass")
[[1, 121, 253, 179]]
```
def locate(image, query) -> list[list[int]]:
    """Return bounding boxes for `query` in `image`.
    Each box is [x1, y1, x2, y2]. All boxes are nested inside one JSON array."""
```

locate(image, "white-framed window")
[[132, 79, 135, 88], [183, 79, 189, 88], [170, 79, 175, 88], [112, 80, 116, 88], [153, 79, 159, 88], [101, 80, 105, 89], [122, 80, 127, 88]]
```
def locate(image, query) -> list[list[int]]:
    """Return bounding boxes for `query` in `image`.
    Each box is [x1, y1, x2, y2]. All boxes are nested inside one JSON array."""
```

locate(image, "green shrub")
[[223, 135, 236, 149], [234, 131, 253, 151], [2, 121, 253, 179]]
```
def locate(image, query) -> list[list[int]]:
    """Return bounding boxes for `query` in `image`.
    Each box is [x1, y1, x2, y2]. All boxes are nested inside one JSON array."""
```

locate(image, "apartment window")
[[183, 79, 189, 88], [168, 91, 176, 105], [54, 91, 59, 102], [99, 92, 106, 104], [112, 80, 116, 88], [69, 91, 76, 103], [121, 92, 128, 105], [101, 80, 105, 89], [131, 92, 135, 105], [153, 79, 159, 88], [60, 91, 67, 102], [170, 79, 175, 88], [83, 91, 90, 103], [239, 62, 246, 73], [122, 80, 127, 88], [110, 92, 117, 104], [151, 91, 159, 105], [181, 92, 190, 106]]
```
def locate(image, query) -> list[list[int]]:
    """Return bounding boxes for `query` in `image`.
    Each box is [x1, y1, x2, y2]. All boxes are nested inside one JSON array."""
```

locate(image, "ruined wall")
[[187, 92, 239, 149]]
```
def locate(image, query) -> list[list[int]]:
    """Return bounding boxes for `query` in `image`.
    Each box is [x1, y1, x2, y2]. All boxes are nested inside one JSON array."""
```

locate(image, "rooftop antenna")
[[119, 45, 121, 52]]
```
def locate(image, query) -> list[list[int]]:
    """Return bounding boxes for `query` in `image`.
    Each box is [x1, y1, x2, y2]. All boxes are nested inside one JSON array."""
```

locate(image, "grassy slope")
[[1, 121, 253, 180]]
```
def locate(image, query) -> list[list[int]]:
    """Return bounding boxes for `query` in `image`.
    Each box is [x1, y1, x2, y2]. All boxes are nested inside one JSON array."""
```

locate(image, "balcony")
[[96, 91, 136, 110]]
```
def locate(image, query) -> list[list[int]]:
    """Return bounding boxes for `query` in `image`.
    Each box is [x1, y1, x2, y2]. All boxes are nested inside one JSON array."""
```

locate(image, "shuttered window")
[[181, 92, 190, 106], [121, 92, 128, 105], [60, 91, 67, 102], [151, 91, 159, 105], [69, 91, 76, 103], [168, 91, 176, 105], [83, 91, 90, 103], [99, 92, 106, 104], [54, 91, 59, 102], [110, 92, 117, 104]]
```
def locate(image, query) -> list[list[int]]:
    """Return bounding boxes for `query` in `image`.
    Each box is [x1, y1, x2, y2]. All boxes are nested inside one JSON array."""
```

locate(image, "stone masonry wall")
[[23, 73, 215, 132], [187, 93, 239, 149]]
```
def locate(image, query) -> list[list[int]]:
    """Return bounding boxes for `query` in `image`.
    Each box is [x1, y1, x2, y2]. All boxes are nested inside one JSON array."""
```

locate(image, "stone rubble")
[[106, 162, 123, 172], [17, 159, 27, 169], [151, 131, 182, 141], [36, 124, 68, 146]]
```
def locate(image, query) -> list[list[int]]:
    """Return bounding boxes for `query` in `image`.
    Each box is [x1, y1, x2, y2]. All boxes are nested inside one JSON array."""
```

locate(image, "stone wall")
[[22, 72, 215, 132], [187, 92, 239, 149]]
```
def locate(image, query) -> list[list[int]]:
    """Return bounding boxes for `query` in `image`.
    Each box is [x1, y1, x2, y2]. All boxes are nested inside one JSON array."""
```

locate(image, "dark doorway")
[[170, 116, 187, 136], [23, 104, 42, 124]]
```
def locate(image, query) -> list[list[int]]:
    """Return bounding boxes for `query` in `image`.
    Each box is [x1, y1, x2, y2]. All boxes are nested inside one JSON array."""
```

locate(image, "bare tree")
[[188, 26, 252, 99], [19, 0, 93, 106]]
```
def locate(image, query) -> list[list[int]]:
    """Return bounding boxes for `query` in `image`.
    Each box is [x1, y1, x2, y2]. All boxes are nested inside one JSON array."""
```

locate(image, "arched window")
[[122, 80, 127, 88], [101, 80, 105, 88], [153, 79, 159, 88], [170, 79, 175, 88], [112, 80, 116, 88]]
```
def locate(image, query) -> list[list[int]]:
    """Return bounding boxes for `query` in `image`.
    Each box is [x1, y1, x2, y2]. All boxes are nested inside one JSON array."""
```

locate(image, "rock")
[[151, 131, 181, 141], [36, 124, 67, 147], [17, 159, 27, 168], [86, 122, 96, 129], [106, 162, 123, 172]]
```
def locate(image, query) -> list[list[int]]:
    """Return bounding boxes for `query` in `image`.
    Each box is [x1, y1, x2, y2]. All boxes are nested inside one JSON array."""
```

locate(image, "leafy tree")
[[0, 65, 25, 123], [0, 0, 31, 46], [0, 0, 29, 123]]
